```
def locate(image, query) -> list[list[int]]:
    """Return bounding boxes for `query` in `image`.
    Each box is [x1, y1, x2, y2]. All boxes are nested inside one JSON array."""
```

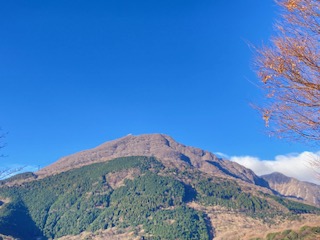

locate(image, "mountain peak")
[[37, 133, 267, 187], [261, 172, 292, 184], [262, 172, 320, 206], [98, 133, 176, 149], [37, 133, 207, 176]]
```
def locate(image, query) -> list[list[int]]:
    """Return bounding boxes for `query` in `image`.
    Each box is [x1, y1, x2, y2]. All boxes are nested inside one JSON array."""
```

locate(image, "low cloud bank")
[[228, 151, 320, 185]]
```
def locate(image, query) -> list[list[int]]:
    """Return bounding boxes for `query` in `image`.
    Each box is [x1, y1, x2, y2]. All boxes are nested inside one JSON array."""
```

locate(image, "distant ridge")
[[262, 172, 320, 206]]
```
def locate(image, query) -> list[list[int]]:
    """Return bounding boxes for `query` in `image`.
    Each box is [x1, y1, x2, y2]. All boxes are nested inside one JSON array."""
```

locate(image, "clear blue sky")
[[0, 0, 317, 171]]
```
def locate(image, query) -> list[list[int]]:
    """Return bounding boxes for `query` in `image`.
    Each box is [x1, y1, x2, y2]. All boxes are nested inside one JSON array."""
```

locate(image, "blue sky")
[[0, 1, 319, 182]]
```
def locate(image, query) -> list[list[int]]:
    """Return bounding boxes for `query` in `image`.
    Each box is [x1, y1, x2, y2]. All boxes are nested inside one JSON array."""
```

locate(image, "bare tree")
[[0, 130, 24, 180], [255, 0, 320, 142], [309, 153, 320, 177], [0, 130, 10, 179], [0, 129, 6, 158]]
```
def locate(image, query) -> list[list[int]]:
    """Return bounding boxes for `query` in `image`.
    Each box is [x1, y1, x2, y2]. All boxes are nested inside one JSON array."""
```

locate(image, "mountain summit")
[[38, 133, 266, 186]]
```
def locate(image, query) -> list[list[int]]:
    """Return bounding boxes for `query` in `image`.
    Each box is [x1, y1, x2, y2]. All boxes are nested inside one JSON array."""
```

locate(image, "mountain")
[[38, 134, 268, 187], [0, 134, 319, 240], [261, 172, 320, 207]]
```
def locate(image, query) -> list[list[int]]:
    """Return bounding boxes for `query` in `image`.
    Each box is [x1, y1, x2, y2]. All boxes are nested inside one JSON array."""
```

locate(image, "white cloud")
[[230, 151, 320, 185]]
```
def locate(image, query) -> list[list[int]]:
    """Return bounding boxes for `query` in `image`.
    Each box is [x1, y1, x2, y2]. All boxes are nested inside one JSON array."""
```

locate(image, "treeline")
[[196, 179, 270, 214], [270, 195, 320, 214]]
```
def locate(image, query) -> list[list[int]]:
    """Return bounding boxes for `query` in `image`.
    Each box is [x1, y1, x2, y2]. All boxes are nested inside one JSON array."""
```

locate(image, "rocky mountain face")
[[38, 134, 268, 187], [261, 172, 320, 207]]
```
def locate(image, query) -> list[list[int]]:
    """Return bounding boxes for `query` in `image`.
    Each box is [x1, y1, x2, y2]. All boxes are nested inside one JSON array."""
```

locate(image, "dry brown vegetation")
[[57, 227, 142, 240], [188, 202, 320, 240], [0, 198, 10, 210], [106, 168, 141, 189], [255, 0, 320, 142], [56, 202, 320, 240]]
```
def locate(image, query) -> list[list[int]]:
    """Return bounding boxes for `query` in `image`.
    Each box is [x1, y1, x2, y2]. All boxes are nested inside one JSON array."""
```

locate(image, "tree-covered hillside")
[[0, 156, 319, 240]]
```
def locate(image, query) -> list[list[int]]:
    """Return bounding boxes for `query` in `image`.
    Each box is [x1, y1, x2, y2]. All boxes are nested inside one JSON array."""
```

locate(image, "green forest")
[[0, 156, 319, 240]]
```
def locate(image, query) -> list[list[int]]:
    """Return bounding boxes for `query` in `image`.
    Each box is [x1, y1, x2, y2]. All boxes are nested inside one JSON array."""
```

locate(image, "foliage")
[[250, 226, 320, 240], [0, 172, 37, 185], [0, 197, 45, 239], [89, 172, 186, 232], [145, 206, 210, 240], [255, 0, 320, 142], [195, 179, 270, 215], [0, 156, 318, 239], [0, 156, 209, 239], [269, 195, 320, 214]]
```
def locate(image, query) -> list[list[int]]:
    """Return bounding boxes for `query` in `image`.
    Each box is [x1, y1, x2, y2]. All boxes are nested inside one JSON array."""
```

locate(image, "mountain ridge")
[[261, 172, 320, 207]]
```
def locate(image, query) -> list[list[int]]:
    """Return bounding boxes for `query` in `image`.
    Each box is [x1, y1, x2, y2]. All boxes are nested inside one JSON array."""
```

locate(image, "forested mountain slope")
[[0, 156, 319, 239]]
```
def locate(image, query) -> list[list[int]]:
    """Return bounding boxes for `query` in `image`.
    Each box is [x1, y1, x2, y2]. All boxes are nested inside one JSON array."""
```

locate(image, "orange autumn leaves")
[[255, 0, 320, 141]]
